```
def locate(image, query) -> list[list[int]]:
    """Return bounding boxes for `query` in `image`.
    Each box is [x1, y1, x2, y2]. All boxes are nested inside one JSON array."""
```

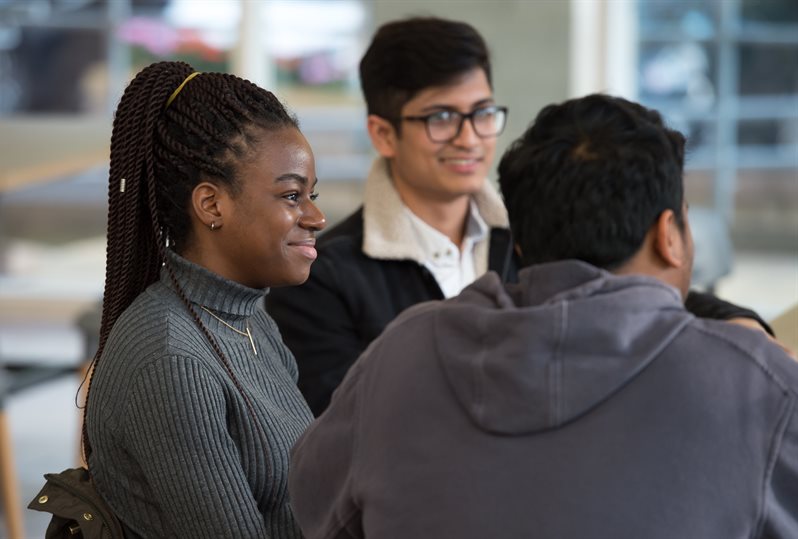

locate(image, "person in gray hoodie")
[[287, 94, 798, 539]]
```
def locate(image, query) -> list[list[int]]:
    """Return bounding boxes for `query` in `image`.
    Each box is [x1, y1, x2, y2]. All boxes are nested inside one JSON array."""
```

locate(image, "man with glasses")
[[267, 16, 773, 418], [266, 17, 517, 415]]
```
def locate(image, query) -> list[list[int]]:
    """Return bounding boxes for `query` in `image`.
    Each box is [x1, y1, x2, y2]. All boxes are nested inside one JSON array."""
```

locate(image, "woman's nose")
[[301, 200, 326, 231]]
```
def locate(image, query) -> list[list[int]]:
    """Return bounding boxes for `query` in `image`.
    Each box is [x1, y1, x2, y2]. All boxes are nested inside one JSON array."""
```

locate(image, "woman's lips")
[[290, 241, 318, 260]]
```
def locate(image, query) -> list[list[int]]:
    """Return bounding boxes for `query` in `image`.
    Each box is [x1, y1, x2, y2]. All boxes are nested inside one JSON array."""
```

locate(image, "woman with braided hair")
[[84, 61, 325, 537]]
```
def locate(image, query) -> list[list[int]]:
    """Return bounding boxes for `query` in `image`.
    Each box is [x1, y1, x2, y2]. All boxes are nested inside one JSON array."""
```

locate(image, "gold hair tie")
[[165, 71, 201, 108]]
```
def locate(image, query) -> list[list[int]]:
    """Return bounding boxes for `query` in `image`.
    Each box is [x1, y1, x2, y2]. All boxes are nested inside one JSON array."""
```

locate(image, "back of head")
[[498, 94, 686, 270], [359, 16, 491, 125]]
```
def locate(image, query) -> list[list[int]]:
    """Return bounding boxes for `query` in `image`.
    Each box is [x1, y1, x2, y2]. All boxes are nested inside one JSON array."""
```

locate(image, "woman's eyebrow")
[[275, 173, 309, 185]]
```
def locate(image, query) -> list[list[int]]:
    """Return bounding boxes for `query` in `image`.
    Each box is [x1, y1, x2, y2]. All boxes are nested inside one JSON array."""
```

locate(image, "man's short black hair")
[[359, 16, 492, 128], [498, 94, 687, 270]]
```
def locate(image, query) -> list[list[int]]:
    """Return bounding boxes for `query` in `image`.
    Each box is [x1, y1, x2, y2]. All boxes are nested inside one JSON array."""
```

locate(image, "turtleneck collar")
[[161, 249, 267, 317]]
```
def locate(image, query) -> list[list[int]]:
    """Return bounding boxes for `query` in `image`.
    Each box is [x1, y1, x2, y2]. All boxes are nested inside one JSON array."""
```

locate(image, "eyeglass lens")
[[427, 107, 506, 142]]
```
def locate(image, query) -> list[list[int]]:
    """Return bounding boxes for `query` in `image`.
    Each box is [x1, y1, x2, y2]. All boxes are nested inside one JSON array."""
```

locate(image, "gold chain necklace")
[[200, 306, 258, 356]]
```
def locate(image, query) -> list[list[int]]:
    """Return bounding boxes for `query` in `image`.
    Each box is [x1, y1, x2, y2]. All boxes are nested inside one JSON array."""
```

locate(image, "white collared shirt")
[[404, 200, 490, 298]]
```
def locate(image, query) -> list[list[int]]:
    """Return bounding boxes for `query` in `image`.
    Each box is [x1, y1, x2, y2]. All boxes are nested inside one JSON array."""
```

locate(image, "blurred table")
[[770, 303, 798, 354], [0, 116, 109, 194]]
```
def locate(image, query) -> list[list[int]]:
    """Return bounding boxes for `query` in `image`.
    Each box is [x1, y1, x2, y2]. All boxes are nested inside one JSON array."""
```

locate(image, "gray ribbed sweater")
[[87, 251, 313, 538]]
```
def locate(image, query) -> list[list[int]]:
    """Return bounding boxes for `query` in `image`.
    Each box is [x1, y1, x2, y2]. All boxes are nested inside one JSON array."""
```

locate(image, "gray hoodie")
[[289, 260, 798, 539]]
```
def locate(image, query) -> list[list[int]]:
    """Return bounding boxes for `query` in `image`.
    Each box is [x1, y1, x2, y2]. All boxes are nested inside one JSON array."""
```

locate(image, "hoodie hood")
[[434, 260, 693, 435]]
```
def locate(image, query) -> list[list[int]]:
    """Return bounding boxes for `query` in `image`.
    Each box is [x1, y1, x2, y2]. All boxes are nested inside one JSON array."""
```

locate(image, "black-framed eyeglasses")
[[400, 105, 508, 143]]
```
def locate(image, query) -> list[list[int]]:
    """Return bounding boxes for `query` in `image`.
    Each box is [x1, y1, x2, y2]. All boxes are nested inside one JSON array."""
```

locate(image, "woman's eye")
[[284, 191, 318, 202]]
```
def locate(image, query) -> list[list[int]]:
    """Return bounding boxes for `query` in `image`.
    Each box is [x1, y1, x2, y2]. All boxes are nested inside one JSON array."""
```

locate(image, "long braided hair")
[[82, 61, 298, 459]]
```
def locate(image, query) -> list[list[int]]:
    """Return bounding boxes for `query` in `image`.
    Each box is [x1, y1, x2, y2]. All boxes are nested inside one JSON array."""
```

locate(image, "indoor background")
[[0, 0, 796, 536]]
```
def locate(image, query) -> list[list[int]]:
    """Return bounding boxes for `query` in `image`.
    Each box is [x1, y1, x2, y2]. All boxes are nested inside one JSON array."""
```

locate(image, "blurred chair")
[[0, 333, 87, 537], [0, 370, 25, 539], [689, 206, 734, 293], [770, 303, 798, 354], [76, 306, 101, 369], [75, 304, 102, 467]]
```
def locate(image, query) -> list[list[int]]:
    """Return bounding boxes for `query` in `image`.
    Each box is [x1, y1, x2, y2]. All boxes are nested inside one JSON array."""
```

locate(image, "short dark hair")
[[498, 94, 686, 270], [359, 16, 491, 128]]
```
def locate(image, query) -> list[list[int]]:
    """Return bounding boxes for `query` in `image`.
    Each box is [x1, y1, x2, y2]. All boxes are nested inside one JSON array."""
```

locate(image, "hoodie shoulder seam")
[[690, 322, 791, 394]]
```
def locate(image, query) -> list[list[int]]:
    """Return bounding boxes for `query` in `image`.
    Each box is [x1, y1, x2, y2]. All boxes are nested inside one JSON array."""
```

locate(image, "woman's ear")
[[366, 114, 399, 158], [191, 181, 225, 230]]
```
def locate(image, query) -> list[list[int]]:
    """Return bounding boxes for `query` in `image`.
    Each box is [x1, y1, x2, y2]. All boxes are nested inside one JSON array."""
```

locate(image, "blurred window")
[[0, 0, 367, 114], [637, 0, 798, 250]]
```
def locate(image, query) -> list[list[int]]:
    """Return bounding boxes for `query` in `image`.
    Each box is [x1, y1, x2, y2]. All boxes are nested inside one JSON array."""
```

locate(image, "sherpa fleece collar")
[[361, 157, 509, 262]]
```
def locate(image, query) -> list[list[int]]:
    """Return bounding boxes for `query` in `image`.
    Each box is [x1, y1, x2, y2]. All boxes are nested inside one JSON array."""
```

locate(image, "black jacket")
[[267, 207, 517, 415], [266, 206, 769, 416]]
